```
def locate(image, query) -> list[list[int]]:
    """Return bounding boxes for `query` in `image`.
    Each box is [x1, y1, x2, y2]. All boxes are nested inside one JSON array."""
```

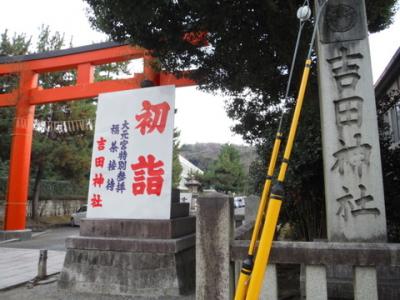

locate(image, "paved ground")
[[0, 278, 195, 300], [0, 247, 65, 290], [1, 226, 79, 251], [0, 226, 78, 291]]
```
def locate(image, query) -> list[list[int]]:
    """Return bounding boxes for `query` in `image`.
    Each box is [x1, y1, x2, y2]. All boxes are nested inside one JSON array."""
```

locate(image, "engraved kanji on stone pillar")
[[331, 133, 371, 178], [333, 96, 363, 139], [316, 0, 386, 242], [327, 47, 363, 92], [336, 185, 380, 221]]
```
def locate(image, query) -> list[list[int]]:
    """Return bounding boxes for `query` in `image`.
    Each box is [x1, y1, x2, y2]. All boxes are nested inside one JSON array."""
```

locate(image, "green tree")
[[83, 0, 397, 239], [185, 169, 205, 190], [172, 128, 183, 188], [204, 144, 245, 194], [84, 0, 397, 97], [0, 31, 31, 169]]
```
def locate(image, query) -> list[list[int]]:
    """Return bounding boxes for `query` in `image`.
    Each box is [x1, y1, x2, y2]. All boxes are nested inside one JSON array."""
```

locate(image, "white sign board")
[[87, 85, 175, 219]]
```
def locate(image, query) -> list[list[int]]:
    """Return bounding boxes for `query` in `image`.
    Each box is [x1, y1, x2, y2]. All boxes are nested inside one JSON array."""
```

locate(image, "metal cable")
[[277, 0, 328, 132], [277, 14, 307, 132]]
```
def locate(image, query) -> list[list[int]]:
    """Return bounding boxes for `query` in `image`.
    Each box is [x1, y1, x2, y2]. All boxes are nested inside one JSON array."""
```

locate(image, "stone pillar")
[[316, 0, 387, 242], [354, 266, 378, 300], [262, 264, 278, 300], [196, 192, 234, 300], [306, 265, 328, 300], [316, 1, 388, 298]]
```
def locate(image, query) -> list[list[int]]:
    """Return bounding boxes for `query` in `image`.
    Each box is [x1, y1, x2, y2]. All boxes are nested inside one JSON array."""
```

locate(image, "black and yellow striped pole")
[[233, 3, 312, 299], [244, 2, 327, 298]]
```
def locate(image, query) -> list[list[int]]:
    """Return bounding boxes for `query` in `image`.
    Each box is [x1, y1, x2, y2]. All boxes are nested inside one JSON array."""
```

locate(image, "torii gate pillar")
[[4, 71, 37, 232]]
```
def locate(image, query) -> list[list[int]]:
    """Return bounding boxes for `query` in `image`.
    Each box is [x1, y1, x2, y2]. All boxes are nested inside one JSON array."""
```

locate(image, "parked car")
[[70, 205, 87, 226]]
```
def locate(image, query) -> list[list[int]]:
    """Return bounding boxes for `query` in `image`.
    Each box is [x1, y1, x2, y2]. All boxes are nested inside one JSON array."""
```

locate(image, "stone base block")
[[59, 234, 195, 297], [0, 229, 32, 241], [59, 247, 194, 297]]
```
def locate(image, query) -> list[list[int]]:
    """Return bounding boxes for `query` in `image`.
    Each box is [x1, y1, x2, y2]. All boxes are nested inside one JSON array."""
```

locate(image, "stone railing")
[[196, 192, 400, 300], [232, 241, 400, 300]]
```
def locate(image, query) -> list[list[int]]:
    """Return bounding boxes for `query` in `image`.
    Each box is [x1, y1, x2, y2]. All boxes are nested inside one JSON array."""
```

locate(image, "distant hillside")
[[180, 143, 256, 174]]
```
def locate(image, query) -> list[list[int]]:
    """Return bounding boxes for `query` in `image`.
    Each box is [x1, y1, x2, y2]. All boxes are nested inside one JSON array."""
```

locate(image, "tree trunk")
[[31, 164, 43, 221]]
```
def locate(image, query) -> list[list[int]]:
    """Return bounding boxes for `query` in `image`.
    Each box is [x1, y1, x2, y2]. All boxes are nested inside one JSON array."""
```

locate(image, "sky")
[[0, 0, 399, 145]]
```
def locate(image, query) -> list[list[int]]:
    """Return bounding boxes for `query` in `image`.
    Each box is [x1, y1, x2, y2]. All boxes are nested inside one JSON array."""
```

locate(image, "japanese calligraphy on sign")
[[87, 86, 175, 219]]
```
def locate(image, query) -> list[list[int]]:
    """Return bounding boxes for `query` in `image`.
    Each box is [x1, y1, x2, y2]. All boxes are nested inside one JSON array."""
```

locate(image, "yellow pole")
[[234, 132, 282, 300], [234, 7, 313, 297], [245, 59, 312, 299]]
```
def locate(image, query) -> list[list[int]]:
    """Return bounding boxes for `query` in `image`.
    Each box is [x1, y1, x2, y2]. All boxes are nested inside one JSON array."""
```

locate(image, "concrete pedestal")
[[59, 212, 195, 297]]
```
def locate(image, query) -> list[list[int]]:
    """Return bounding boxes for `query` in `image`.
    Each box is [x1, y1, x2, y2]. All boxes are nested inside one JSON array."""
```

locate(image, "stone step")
[[80, 216, 196, 239], [66, 233, 195, 253]]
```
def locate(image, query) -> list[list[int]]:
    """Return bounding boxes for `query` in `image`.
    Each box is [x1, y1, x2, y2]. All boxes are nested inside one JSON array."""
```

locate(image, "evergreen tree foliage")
[[172, 128, 183, 188], [0, 31, 31, 173], [204, 144, 245, 194], [84, 0, 397, 101]]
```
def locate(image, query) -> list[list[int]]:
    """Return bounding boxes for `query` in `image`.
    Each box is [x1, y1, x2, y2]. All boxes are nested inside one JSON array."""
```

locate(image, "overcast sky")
[[1, 0, 399, 145]]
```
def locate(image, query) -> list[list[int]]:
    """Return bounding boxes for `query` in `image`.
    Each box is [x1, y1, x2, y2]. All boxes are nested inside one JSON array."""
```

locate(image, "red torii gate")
[[0, 42, 195, 231]]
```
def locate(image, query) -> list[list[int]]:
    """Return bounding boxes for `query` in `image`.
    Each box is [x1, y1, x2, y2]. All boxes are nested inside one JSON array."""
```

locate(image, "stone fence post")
[[196, 192, 234, 300]]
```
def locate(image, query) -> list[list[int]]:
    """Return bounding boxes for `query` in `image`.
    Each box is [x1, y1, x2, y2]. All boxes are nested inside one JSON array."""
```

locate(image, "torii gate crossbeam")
[[0, 42, 195, 231]]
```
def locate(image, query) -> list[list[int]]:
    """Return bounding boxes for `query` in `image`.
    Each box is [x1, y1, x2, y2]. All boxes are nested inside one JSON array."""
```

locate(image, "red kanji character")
[[147, 176, 164, 196], [95, 156, 105, 168], [135, 100, 171, 135], [132, 167, 146, 195], [97, 137, 107, 151], [91, 194, 103, 207], [131, 154, 165, 196], [92, 173, 105, 187]]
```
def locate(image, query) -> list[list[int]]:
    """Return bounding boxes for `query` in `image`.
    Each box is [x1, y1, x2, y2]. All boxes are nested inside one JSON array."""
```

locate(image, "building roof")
[[178, 155, 203, 175], [375, 46, 400, 100]]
